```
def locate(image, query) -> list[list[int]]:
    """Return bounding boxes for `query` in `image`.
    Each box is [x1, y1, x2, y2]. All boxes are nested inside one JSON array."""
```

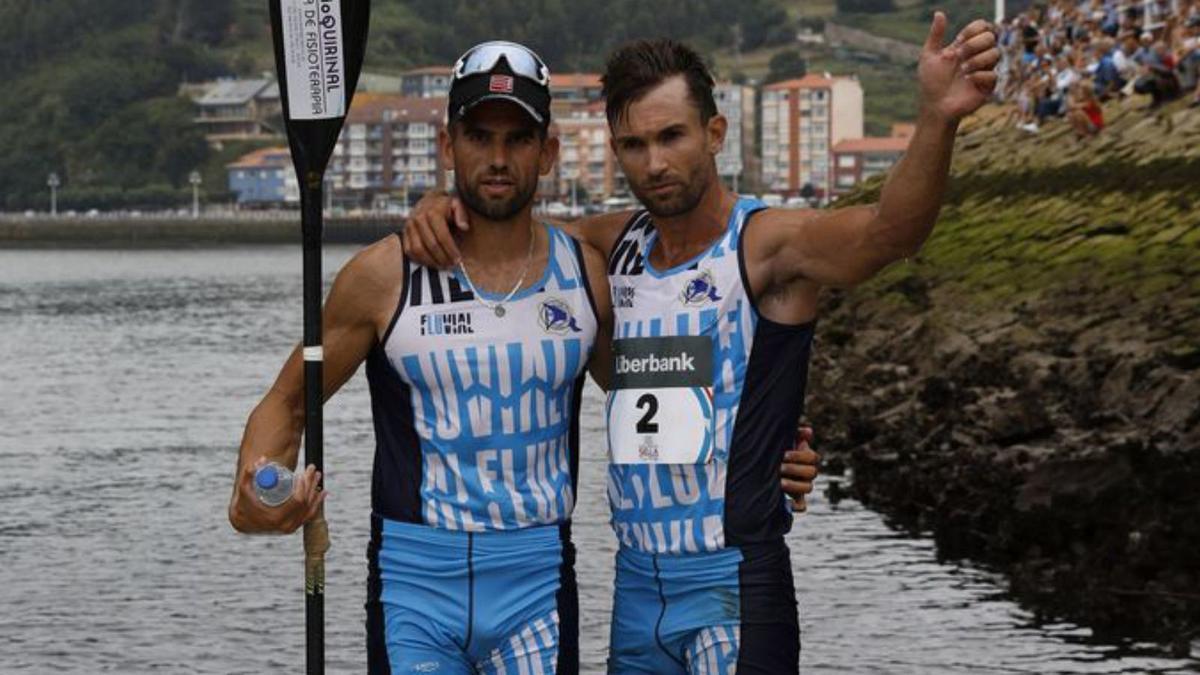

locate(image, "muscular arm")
[[745, 14, 998, 293], [746, 110, 958, 291], [228, 236, 404, 533]]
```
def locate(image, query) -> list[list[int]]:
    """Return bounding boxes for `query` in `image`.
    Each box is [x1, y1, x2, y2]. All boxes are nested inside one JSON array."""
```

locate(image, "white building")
[[328, 94, 446, 209], [761, 74, 863, 198], [714, 82, 757, 191]]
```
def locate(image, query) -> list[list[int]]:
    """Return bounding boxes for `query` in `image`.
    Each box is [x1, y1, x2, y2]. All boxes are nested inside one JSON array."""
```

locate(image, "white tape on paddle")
[[303, 346, 324, 362], [278, 0, 346, 120]]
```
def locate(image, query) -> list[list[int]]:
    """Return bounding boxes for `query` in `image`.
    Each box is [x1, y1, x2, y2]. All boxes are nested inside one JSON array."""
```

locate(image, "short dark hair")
[[601, 39, 717, 129]]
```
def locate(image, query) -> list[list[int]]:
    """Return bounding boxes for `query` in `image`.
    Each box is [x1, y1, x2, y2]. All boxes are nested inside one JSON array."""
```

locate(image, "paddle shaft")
[[301, 172, 326, 675], [266, 3, 371, 670]]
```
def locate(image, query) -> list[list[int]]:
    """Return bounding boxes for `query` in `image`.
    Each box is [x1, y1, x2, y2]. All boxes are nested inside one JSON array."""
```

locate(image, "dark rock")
[[1013, 454, 1132, 512], [813, 276, 1200, 644]]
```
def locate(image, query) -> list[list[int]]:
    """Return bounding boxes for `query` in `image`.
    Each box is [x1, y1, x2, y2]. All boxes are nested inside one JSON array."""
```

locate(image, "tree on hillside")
[[0, 0, 151, 74], [370, 0, 793, 70], [835, 0, 897, 14], [156, 0, 235, 46], [766, 50, 808, 83]]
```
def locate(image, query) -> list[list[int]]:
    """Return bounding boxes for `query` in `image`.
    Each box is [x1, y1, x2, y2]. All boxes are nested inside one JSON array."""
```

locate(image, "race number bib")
[[607, 337, 715, 464]]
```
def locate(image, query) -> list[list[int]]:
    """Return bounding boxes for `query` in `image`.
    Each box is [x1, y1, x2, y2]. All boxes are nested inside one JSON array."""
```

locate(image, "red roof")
[[832, 136, 910, 154], [346, 94, 445, 124], [552, 73, 603, 89], [227, 146, 291, 168], [764, 74, 854, 91], [403, 65, 452, 76]]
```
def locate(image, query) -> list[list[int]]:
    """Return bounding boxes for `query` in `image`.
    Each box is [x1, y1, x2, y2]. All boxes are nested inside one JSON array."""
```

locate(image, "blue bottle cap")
[[255, 465, 279, 490]]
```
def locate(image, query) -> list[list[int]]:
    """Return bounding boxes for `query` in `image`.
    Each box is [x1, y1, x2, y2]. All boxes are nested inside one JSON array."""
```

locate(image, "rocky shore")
[[810, 99, 1200, 649]]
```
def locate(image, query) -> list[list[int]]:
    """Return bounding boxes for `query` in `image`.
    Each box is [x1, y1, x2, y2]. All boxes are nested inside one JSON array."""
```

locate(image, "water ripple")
[[0, 247, 1195, 674]]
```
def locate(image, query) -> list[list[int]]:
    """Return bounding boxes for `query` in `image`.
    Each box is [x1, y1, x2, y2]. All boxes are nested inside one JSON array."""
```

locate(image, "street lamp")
[[47, 172, 60, 216], [189, 170, 202, 218]]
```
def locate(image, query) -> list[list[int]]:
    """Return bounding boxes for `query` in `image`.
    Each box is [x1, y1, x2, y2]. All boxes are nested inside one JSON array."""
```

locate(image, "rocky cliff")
[[812, 98, 1200, 649]]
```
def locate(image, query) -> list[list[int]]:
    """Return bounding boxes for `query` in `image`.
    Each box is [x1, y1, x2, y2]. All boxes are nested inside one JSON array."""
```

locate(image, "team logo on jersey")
[[539, 298, 582, 334], [681, 271, 721, 305]]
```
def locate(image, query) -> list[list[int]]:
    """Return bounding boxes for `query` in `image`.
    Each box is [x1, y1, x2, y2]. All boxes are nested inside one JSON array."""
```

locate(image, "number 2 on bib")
[[635, 394, 659, 433], [607, 387, 715, 465]]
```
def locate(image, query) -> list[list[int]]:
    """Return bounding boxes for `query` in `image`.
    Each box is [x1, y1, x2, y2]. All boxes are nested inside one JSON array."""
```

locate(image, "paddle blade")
[[268, 0, 371, 183]]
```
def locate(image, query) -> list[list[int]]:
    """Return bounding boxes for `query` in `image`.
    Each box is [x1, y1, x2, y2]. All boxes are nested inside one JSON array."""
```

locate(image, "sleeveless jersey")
[[366, 225, 599, 531], [604, 198, 816, 554]]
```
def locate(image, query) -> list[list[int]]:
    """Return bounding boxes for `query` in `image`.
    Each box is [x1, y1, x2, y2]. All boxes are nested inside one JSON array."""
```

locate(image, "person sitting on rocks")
[[1132, 30, 1157, 66], [1066, 79, 1105, 138], [1133, 40, 1183, 107], [1092, 38, 1126, 100], [1113, 32, 1142, 92], [1176, 15, 1200, 106]]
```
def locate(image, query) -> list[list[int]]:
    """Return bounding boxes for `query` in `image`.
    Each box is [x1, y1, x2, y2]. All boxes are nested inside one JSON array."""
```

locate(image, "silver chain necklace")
[[457, 221, 536, 318]]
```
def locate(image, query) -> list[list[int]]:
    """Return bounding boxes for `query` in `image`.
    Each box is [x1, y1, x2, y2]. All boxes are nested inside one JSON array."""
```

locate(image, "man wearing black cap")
[[231, 41, 610, 674]]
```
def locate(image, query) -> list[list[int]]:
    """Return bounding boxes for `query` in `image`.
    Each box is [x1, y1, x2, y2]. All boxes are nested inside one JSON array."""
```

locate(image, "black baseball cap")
[[448, 41, 552, 128]]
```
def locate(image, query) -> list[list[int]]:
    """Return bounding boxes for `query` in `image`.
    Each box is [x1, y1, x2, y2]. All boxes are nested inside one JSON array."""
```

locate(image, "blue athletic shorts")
[[366, 515, 578, 674], [607, 540, 799, 674]]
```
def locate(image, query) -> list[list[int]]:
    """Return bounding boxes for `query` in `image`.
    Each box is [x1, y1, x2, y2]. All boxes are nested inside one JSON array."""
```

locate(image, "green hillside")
[[0, 0, 799, 210], [0, 0, 999, 209]]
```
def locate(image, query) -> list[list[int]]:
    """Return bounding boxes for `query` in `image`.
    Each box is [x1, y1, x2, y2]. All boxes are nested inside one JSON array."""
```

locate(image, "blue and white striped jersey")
[[604, 198, 816, 554], [366, 225, 599, 531]]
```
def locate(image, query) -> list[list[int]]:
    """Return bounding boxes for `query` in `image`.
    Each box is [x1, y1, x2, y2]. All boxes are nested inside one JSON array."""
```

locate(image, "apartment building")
[[714, 82, 757, 191], [399, 66, 453, 98], [550, 73, 605, 117], [328, 94, 446, 209], [548, 103, 621, 203], [831, 135, 910, 195], [761, 74, 863, 198]]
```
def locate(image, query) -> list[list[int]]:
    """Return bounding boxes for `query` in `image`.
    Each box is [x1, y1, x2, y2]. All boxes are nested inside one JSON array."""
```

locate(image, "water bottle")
[[254, 462, 295, 507]]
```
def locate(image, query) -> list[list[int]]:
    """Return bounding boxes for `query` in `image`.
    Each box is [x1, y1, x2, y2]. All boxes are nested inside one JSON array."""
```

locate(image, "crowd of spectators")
[[997, 0, 1200, 137]]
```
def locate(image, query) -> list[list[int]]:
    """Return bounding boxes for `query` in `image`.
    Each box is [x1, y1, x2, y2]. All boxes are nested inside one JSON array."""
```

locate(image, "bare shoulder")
[[328, 234, 404, 321], [740, 208, 801, 263], [348, 234, 403, 282], [746, 207, 821, 237]]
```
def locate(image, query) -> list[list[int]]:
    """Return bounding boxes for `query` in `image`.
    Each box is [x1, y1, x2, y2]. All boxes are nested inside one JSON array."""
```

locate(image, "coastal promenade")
[[0, 211, 405, 246]]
